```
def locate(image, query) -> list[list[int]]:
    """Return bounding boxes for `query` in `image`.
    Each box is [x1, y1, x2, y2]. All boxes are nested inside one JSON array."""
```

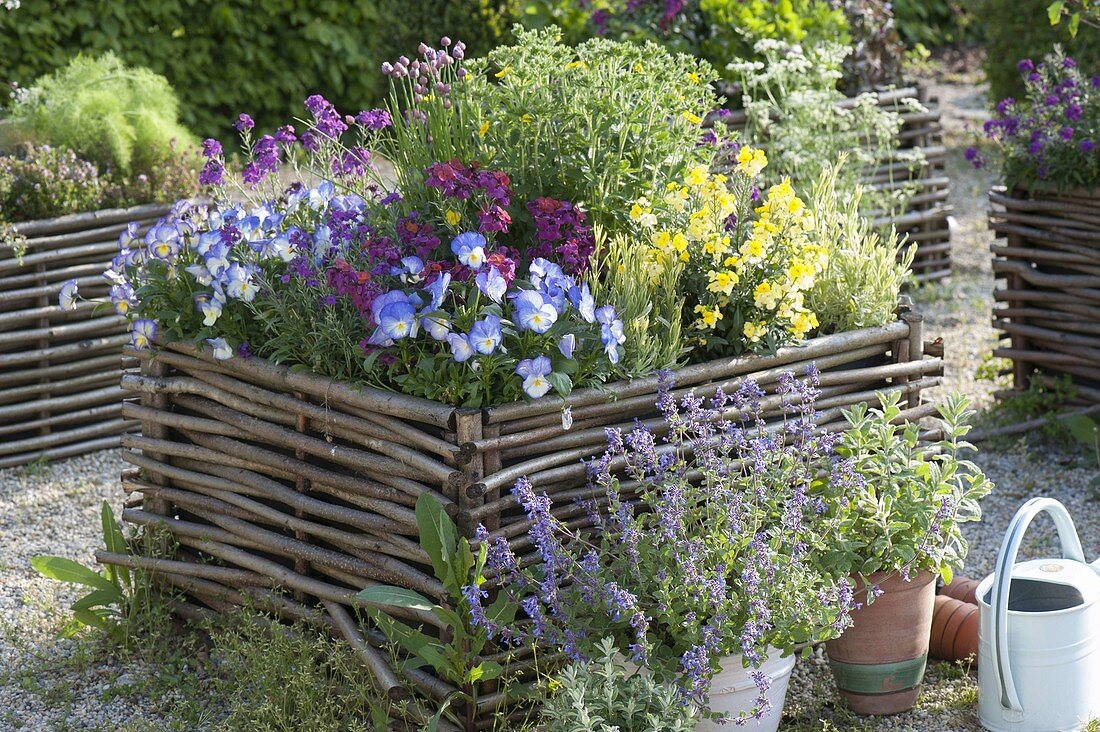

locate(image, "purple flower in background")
[[233, 113, 254, 132], [964, 147, 985, 169], [199, 159, 225, 186], [1018, 59, 1035, 74], [1082, 139, 1097, 153], [1066, 103, 1083, 121], [202, 139, 222, 159], [305, 94, 348, 138], [236, 342, 253, 358]]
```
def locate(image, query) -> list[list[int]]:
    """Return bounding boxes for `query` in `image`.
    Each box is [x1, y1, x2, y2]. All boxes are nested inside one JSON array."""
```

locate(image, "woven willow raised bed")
[[0, 203, 173, 468], [97, 305, 942, 726], [720, 83, 952, 282], [989, 185, 1100, 405]]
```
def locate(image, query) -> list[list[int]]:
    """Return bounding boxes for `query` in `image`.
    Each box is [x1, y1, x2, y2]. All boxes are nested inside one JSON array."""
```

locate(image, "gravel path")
[[2, 75, 1099, 732]]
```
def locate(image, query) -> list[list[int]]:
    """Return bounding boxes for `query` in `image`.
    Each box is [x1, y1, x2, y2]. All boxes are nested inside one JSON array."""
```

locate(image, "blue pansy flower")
[[421, 314, 451, 340], [446, 332, 475, 362], [370, 290, 421, 325], [451, 232, 487, 270], [58, 280, 79, 310], [516, 356, 553, 399], [558, 333, 576, 359], [378, 301, 419, 340], [567, 283, 596, 323], [131, 320, 157, 350], [469, 315, 503, 354], [475, 266, 507, 303], [513, 291, 558, 334], [206, 337, 233, 360], [424, 273, 452, 310]]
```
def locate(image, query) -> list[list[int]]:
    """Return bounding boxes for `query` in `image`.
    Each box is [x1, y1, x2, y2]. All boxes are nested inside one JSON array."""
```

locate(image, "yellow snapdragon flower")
[[743, 321, 767, 342], [753, 281, 784, 310], [682, 111, 702, 125], [707, 269, 739, 295], [790, 311, 819, 338], [685, 165, 709, 187], [445, 210, 462, 226], [694, 304, 722, 329], [736, 146, 768, 177]]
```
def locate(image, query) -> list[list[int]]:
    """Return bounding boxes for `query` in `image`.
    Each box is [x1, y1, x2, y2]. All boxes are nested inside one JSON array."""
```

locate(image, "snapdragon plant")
[[468, 368, 858, 723]]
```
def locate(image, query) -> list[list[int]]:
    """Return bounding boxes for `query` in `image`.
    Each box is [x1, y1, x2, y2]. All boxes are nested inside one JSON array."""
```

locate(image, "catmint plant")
[[468, 367, 858, 723]]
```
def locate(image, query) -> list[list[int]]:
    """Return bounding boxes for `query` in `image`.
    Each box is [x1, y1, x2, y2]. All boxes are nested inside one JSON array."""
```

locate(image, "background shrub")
[[891, 0, 981, 47], [6, 54, 193, 175], [980, 0, 1100, 102], [0, 1, 518, 141]]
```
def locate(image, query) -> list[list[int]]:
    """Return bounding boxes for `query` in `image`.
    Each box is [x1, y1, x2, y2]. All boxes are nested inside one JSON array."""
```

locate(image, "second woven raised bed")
[[989, 185, 1100, 405], [0, 203, 173, 468]]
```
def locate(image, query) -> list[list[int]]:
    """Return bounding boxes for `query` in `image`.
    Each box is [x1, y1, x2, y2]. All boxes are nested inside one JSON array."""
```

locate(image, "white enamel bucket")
[[976, 498, 1100, 732]]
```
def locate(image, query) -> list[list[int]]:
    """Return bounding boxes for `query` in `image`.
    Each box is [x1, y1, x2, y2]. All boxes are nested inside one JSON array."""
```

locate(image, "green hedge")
[[0, 1, 518, 141], [981, 0, 1100, 102]]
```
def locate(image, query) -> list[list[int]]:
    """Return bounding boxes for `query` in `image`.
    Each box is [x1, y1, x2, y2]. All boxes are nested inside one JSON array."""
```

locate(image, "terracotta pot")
[[938, 575, 981, 605], [826, 570, 937, 715], [929, 595, 979, 662]]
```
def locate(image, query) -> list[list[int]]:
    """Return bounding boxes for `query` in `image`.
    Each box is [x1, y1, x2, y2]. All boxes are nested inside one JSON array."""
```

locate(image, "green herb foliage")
[[806, 160, 914, 334], [30, 502, 138, 641], [819, 392, 995, 586], [539, 637, 699, 732]]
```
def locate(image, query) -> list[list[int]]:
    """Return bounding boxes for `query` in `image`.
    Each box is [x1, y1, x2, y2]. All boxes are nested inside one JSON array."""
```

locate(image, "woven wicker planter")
[[719, 83, 952, 283], [0, 203, 174, 468], [98, 305, 941, 726], [989, 185, 1100, 405]]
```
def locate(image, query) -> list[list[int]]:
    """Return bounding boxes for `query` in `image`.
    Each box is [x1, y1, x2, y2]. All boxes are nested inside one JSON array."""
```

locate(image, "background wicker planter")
[[98, 307, 942, 726], [719, 83, 952, 283], [989, 185, 1100, 405], [0, 203, 173, 468]]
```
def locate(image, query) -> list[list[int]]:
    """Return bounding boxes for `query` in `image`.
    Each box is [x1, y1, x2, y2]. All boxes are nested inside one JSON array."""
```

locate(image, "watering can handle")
[[991, 497, 1086, 714]]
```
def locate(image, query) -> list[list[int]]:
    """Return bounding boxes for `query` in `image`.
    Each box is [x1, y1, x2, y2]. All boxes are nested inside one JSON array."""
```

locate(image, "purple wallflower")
[[355, 108, 392, 130], [202, 138, 223, 158], [233, 113, 254, 132]]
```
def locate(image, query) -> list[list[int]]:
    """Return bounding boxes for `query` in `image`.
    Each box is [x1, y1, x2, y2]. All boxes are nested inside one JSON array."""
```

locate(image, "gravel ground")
[[2, 74, 1099, 732]]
